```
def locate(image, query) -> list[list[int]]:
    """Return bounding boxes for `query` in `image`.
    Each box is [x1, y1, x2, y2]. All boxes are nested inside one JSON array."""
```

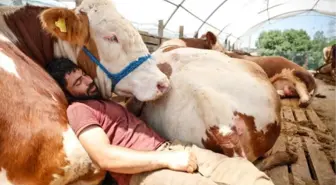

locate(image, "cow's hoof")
[[299, 101, 309, 108]]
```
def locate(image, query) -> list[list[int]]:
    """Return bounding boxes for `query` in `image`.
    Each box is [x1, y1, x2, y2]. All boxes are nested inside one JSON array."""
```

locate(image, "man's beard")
[[67, 83, 102, 103]]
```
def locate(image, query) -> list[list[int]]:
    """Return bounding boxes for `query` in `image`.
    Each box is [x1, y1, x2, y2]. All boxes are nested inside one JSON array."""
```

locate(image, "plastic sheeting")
[[0, 0, 74, 7], [2, 0, 335, 47], [112, 0, 336, 47]]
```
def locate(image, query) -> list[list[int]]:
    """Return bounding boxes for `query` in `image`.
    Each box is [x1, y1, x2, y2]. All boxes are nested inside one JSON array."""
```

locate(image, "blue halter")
[[82, 46, 151, 91]]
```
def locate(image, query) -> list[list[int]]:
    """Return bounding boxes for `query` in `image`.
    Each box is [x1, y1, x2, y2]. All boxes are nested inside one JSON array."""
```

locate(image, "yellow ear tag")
[[55, 18, 67, 33]]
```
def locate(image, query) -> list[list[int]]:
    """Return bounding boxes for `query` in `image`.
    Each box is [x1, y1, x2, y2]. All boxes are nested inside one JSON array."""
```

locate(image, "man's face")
[[64, 68, 100, 99]]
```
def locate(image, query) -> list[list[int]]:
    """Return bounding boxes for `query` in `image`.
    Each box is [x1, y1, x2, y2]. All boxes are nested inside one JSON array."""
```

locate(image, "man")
[[46, 57, 274, 185]]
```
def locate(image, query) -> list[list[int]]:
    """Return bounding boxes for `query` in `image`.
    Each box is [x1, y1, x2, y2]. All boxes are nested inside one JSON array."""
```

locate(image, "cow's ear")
[[39, 8, 90, 46], [205, 31, 217, 47]]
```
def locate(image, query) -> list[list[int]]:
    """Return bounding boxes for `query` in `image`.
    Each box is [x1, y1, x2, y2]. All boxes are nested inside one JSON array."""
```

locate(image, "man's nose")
[[84, 76, 93, 84]]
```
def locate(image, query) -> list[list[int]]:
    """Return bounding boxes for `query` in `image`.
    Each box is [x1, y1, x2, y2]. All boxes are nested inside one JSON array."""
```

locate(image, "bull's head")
[[40, 0, 170, 101]]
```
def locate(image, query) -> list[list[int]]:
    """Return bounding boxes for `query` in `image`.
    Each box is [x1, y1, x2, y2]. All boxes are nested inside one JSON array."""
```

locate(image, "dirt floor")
[[311, 78, 336, 139]]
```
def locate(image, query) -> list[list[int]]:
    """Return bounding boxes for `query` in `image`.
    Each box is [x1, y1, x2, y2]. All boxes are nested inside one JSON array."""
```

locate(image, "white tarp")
[[112, 0, 336, 47], [0, 0, 74, 7], [2, 0, 335, 48]]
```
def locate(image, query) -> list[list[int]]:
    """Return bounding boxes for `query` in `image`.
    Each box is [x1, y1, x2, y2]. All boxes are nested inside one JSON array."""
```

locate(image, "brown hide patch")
[[201, 129, 223, 154], [232, 49, 252, 56], [292, 70, 316, 92], [181, 38, 212, 49], [235, 112, 280, 162], [203, 31, 217, 47], [202, 112, 280, 162], [76, 38, 99, 78], [0, 41, 69, 185], [157, 62, 172, 78], [4, 5, 55, 68], [202, 126, 244, 158], [162, 45, 185, 53]]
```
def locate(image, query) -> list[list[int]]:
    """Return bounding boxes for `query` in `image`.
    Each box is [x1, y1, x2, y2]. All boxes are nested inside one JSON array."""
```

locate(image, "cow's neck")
[[52, 37, 99, 80]]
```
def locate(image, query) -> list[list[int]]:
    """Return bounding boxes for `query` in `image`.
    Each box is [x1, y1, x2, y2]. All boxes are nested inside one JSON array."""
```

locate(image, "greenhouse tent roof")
[[3, 0, 335, 47], [112, 0, 335, 46]]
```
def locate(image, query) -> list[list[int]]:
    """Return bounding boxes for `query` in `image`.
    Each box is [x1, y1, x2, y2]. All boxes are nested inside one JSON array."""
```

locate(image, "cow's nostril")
[[157, 81, 169, 94]]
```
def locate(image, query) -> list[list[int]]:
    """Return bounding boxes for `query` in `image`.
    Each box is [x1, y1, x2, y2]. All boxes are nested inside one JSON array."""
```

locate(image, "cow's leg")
[[193, 87, 246, 158], [254, 147, 298, 171], [294, 80, 310, 108]]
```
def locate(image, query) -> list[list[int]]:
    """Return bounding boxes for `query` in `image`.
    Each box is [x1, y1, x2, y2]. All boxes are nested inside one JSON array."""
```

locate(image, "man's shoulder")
[[67, 99, 117, 111], [67, 100, 102, 112]]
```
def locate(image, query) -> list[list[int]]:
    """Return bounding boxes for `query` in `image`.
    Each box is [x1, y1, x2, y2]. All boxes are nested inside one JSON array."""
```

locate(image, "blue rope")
[[82, 46, 151, 91]]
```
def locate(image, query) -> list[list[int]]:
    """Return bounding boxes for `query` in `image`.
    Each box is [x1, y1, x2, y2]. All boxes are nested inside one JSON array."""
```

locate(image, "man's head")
[[46, 58, 101, 102]]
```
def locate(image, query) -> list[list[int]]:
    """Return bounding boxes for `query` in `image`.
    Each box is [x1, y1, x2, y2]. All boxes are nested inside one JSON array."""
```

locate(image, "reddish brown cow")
[[0, 1, 169, 184], [223, 52, 317, 108]]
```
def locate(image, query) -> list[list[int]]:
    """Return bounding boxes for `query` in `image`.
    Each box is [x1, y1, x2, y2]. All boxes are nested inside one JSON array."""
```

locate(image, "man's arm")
[[78, 125, 197, 175]]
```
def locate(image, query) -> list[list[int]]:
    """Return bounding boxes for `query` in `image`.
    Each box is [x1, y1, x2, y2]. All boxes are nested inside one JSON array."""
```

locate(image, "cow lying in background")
[[127, 38, 298, 172], [323, 44, 336, 65], [200, 31, 317, 108], [317, 44, 336, 78], [224, 51, 317, 108]]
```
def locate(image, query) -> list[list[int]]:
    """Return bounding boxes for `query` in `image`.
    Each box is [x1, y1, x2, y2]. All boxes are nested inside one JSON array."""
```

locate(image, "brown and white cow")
[[198, 31, 317, 108], [0, 1, 170, 184], [224, 51, 317, 108], [323, 44, 336, 65], [128, 38, 298, 172], [317, 44, 336, 77]]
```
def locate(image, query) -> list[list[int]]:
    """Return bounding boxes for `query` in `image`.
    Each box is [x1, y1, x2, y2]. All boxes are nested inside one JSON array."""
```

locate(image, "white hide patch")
[[140, 47, 280, 148], [0, 52, 20, 78], [0, 168, 14, 185], [50, 126, 100, 185]]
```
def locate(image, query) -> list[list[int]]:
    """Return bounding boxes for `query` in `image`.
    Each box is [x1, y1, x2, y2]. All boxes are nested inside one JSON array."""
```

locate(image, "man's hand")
[[163, 151, 198, 173]]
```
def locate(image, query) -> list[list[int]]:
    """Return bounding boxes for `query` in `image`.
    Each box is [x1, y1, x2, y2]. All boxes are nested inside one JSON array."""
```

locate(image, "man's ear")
[[39, 8, 90, 46], [205, 31, 217, 47]]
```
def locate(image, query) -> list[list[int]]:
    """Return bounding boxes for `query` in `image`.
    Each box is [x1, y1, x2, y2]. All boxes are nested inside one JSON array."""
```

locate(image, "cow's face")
[[40, 0, 170, 101], [272, 79, 298, 97]]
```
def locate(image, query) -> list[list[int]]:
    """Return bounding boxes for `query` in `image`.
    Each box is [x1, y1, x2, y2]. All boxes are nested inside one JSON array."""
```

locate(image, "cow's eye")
[[104, 35, 118, 43]]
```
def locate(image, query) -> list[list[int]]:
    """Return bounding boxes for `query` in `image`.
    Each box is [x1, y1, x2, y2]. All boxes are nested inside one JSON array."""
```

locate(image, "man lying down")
[[45, 57, 275, 185]]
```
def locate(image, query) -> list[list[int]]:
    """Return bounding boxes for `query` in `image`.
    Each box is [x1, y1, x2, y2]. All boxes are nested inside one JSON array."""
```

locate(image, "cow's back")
[[141, 48, 281, 160], [238, 55, 316, 92], [241, 56, 303, 77]]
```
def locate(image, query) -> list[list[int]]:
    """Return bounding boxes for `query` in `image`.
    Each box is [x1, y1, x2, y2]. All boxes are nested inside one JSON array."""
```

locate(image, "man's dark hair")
[[45, 57, 101, 103], [45, 57, 79, 90], [45, 57, 80, 103]]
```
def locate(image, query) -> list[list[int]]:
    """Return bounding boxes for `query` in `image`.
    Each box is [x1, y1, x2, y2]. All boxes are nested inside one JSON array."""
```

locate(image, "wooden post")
[[179, 25, 184, 38], [75, 0, 83, 6], [158, 20, 164, 37]]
